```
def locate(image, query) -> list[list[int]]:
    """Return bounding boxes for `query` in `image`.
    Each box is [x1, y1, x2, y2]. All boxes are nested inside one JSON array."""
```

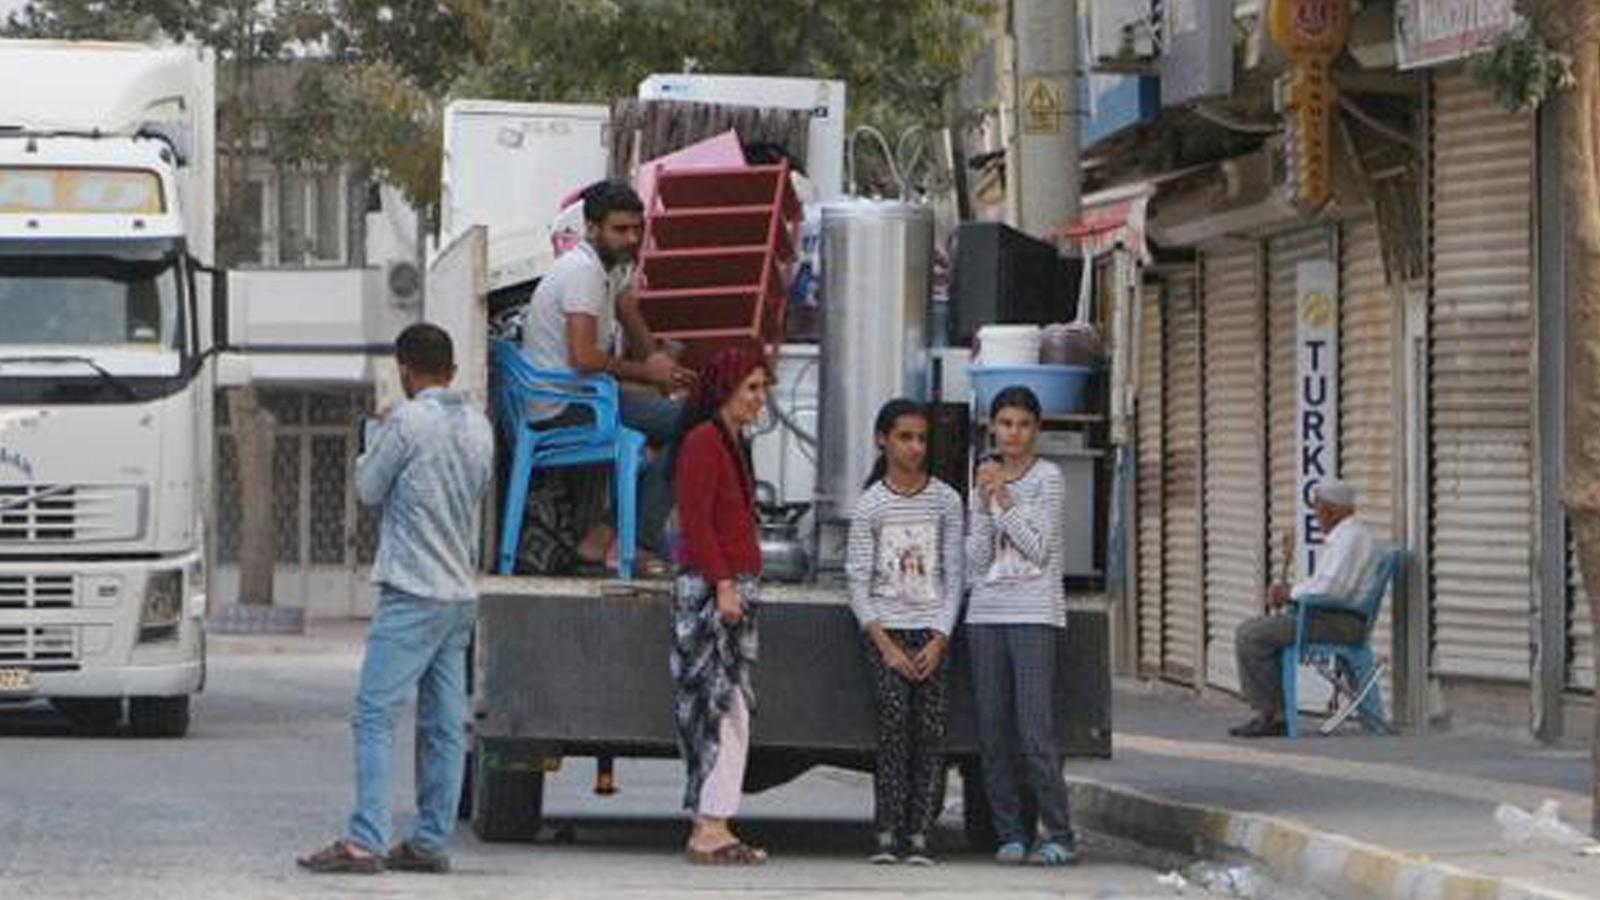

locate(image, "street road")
[[0, 631, 1189, 899]]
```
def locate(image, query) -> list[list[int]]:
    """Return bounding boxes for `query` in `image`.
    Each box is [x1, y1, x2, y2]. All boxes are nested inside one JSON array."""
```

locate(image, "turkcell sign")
[[1295, 259, 1338, 579]]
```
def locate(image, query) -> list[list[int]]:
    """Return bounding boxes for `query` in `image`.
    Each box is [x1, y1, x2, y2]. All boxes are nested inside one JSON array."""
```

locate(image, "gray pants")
[[1235, 610, 1366, 716], [968, 624, 1073, 846]]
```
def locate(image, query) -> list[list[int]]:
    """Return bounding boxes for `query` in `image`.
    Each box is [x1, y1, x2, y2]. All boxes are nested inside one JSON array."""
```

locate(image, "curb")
[[1067, 778, 1586, 900]]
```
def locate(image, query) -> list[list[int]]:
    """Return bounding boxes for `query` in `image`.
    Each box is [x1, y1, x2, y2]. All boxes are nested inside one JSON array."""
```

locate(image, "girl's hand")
[[991, 482, 1014, 512], [975, 461, 1002, 506], [715, 580, 744, 623], [869, 624, 916, 680], [912, 633, 949, 680]]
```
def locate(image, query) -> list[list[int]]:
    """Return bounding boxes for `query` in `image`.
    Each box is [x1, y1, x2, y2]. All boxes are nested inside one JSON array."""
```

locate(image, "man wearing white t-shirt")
[[1230, 479, 1381, 738], [523, 181, 694, 569]]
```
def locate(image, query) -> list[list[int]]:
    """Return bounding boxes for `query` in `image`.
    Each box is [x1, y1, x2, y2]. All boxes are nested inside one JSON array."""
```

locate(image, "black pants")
[[863, 629, 949, 840], [967, 623, 1073, 846]]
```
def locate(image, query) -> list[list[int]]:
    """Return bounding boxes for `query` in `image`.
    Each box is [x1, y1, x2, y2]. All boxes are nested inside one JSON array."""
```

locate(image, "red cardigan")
[[674, 421, 761, 582]]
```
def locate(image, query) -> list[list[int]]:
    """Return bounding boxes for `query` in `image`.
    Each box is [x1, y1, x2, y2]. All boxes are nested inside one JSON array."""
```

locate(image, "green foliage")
[[3, 0, 992, 222], [1469, 22, 1576, 112]]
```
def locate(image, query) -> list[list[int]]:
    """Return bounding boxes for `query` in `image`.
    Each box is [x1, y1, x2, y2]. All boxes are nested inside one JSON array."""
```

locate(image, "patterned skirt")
[[670, 573, 760, 812]]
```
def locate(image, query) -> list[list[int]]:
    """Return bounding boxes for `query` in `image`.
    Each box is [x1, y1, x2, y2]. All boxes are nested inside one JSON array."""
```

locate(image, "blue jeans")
[[619, 386, 681, 554], [347, 588, 476, 855]]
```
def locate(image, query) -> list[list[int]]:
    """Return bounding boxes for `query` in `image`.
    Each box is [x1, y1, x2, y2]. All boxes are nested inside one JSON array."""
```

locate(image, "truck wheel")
[[129, 696, 190, 738], [54, 698, 122, 736], [960, 760, 997, 851], [470, 738, 544, 842]]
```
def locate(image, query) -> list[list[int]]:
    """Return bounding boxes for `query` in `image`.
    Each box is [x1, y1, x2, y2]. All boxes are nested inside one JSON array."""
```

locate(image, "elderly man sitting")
[[1230, 479, 1381, 738]]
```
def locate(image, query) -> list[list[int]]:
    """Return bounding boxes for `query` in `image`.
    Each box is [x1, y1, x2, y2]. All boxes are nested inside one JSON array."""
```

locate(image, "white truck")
[[0, 40, 224, 736]]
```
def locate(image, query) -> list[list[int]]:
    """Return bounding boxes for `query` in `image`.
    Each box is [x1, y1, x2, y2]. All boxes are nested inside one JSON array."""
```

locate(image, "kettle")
[[756, 482, 811, 583]]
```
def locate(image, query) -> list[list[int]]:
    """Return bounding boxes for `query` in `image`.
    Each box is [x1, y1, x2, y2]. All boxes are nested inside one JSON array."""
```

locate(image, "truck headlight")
[[140, 570, 183, 642]]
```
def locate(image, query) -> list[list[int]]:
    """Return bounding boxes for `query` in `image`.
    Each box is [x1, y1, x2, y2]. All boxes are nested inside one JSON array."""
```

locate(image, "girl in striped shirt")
[[846, 399, 965, 865], [966, 385, 1076, 866]]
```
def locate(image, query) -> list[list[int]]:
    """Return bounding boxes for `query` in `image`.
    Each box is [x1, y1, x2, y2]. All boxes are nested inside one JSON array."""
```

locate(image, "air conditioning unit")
[[1091, 0, 1158, 70], [386, 259, 422, 309]]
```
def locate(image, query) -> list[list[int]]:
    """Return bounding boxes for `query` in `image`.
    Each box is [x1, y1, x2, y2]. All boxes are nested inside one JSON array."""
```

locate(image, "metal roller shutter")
[[1137, 281, 1165, 676], [1340, 217, 1397, 702], [1570, 526, 1594, 691], [1201, 243, 1266, 692], [1163, 272, 1203, 685], [1429, 71, 1535, 682], [1268, 227, 1336, 581]]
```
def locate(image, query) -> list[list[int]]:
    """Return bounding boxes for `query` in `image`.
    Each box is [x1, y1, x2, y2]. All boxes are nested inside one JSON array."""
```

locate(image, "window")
[[277, 170, 345, 266]]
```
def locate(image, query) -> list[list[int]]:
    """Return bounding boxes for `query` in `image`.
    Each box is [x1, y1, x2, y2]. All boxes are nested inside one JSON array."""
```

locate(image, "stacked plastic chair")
[[633, 161, 802, 368]]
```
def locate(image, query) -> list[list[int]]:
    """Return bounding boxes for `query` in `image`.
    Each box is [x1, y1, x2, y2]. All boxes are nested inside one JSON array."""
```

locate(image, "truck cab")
[[0, 41, 220, 736]]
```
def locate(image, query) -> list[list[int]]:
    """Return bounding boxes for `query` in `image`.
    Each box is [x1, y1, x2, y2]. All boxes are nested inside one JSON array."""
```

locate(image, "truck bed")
[[474, 574, 1111, 761]]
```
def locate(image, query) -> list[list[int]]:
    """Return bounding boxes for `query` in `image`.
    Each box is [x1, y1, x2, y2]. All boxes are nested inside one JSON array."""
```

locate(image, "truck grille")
[[0, 625, 77, 667], [0, 574, 74, 609], [0, 484, 140, 543]]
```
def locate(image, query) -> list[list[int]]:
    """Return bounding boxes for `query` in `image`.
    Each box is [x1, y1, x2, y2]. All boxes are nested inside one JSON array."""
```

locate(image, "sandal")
[[686, 841, 768, 865], [296, 839, 384, 875], [1028, 840, 1078, 867]]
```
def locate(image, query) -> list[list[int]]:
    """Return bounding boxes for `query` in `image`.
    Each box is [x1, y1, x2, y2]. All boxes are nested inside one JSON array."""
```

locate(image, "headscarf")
[[687, 344, 771, 421]]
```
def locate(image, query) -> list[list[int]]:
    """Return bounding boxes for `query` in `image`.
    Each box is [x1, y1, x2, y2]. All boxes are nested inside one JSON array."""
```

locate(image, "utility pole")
[[1010, 0, 1081, 238]]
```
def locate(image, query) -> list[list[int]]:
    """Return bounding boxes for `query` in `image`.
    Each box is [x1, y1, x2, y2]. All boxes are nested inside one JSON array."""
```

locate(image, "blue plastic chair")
[[1279, 547, 1406, 738], [490, 339, 645, 579]]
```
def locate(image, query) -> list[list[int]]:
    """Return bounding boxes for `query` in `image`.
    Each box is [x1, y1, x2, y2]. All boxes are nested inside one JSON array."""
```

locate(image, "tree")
[[1499, 0, 1600, 835]]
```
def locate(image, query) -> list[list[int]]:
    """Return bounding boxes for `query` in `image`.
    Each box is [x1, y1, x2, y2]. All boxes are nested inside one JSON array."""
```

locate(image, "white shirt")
[[521, 240, 632, 420], [1292, 516, 1382, 602]]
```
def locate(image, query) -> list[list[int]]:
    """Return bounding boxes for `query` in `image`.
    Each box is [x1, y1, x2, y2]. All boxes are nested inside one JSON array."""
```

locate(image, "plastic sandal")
[[995, 841, 1028, 864], [1029, 841, 1079, 866], [686, 841, 768, 865]]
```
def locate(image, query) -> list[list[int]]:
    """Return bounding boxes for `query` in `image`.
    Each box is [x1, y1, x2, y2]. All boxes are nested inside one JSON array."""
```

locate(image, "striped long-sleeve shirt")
[[846, 477, 966, 635], [965, 459, 1067, 628]]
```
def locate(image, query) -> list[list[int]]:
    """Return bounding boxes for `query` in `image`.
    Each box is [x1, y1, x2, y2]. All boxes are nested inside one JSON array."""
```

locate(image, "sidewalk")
[[1072, 680, 1597, 900]]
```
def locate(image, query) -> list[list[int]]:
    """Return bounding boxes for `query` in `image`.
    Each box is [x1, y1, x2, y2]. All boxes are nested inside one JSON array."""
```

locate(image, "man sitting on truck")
[[522, 179, 694, 574]]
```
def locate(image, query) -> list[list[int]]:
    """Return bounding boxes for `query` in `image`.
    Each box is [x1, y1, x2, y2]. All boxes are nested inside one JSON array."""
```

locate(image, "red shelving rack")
[[635, 162, 801, 369]]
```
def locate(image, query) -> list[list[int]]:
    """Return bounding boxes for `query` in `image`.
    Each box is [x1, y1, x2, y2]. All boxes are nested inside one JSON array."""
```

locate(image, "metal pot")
[[756, 482, 811, 583]]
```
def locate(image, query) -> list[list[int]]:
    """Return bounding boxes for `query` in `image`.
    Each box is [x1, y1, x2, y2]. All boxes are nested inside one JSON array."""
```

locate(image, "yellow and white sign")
[[1269, 0, 1352, 209]]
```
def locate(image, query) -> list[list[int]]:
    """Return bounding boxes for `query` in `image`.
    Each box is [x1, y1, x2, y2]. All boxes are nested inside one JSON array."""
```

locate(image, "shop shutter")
[[1341, 216, 1398, 702], [1162, 271, 1204, 685], [1428, 71, 1536, 682], [1267, 227, 1337, 582], [1137, 280, 1165, 676], [1570, 526, 1594, 691], [1201, 243, 1266, 692]]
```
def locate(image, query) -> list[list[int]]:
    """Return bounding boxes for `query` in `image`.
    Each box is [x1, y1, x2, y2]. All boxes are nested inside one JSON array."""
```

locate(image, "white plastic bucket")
[[974, 324, 1041, 366]]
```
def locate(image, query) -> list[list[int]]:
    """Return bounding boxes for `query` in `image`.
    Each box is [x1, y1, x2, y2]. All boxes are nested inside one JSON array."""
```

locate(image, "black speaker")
[[947, 222, 1081, 346], [926, 402, 971, 503]]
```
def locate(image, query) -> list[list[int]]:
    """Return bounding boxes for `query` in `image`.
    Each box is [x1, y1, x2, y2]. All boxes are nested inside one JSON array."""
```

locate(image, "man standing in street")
[[298, 323, 495, 875]]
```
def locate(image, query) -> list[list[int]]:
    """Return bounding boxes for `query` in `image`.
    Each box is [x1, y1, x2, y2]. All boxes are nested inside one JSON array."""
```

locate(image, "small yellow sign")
[[1301, 290, 1336, 329], [1022, 77, 1064, 135]]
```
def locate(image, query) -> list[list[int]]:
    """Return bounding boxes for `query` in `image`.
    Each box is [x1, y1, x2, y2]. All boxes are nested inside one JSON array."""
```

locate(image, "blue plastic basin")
[[972, 364, 1093, 416]]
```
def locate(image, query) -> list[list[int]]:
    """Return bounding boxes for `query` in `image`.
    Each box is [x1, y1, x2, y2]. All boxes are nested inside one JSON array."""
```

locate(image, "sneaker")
[[296, 840, 384, 875], [994, 841, 1028, 864], [903, 834, 935, 867], [387, 839, 450, 874], [868, 831, 899, 865], [1028, 840, 1078, 866]]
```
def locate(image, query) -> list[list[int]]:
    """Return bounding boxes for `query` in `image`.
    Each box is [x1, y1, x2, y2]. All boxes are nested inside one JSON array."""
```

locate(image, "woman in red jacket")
[[669, 346, 772, 865]]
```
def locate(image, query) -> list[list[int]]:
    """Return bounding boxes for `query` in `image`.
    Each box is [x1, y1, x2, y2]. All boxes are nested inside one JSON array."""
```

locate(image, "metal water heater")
[[815, 200, 935, 551]]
